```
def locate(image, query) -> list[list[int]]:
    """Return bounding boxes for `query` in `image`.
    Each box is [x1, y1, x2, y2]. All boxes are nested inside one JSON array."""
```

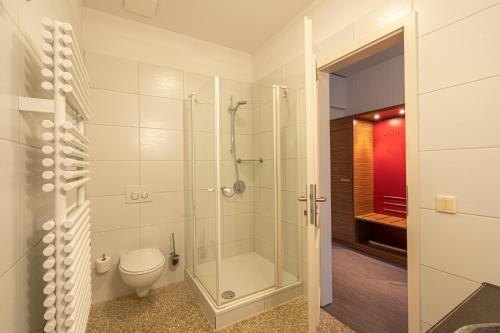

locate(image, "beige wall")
[[253, 0, 500, 329], [0, 0, 83, 331], [83, 11, 256, 302], [83, 8, 253, 83], [85, 52, 200, 303], [3, 0, 498, 328], [85, 54, 260, 303]]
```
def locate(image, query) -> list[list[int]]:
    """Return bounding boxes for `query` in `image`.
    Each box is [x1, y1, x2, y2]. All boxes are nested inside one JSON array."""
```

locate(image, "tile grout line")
[[0, 238, 43, 281], [419, 145, 500, 153], [419, 207, 499, 220], [418, 2, 500, 39], [420, 264, 481, 285], [419, 74, 500, 96]]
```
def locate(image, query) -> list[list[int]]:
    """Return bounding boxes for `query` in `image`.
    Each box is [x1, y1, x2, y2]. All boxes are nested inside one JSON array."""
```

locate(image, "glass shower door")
[[188, 75, 304, 306], [192, 78, 219, 302], [276, 85, 301, 288], [218, 78, 277, 303]]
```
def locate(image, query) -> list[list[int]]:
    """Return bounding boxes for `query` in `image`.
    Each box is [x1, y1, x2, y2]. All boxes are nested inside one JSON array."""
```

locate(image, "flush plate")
[[125, 185, 153, 204]]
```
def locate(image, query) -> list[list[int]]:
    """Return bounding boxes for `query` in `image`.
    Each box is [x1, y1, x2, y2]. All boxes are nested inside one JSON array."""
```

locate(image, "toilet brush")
[[170, 233, 180, 266]]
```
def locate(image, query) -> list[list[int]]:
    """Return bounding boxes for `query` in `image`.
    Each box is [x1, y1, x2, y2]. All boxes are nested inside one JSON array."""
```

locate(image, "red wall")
[[373, 117, 406, 217]]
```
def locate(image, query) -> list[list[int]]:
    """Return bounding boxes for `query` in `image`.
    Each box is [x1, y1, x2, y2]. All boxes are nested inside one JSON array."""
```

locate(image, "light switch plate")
[[445, 197, 456, 214], [125, 185, 153, 203], [436, 195, 456, 214]]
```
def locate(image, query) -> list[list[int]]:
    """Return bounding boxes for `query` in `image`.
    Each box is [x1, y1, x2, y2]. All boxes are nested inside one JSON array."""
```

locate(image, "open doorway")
[[322, 38, 409, 333]]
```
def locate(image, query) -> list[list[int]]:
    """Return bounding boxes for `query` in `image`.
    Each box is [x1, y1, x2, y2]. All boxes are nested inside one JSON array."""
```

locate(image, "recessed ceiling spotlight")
[[374, 114, 380, 120], [399, 108, 405, 115]]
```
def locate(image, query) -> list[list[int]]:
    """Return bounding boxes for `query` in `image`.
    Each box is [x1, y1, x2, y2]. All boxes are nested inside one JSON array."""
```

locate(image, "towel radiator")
[[20, 17, 92, 333]]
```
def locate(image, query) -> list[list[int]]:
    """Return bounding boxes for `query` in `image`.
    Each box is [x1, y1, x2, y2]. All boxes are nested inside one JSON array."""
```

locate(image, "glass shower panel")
[[218, 78, 276, 303], [279, 86, 300, 287], [184, 90, 194, 275], [192, 78, 219, 302]]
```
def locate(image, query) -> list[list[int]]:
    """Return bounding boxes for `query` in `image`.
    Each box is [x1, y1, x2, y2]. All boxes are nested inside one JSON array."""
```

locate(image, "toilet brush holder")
[[170, 253, 180, 266], [170, 233, 180, 266]]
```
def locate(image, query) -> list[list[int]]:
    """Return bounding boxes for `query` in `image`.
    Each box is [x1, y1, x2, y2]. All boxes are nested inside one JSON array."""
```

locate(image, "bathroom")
[[1, 0, 500, 332]]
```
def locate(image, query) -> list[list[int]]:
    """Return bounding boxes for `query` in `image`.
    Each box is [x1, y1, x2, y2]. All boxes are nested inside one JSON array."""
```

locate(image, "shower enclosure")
[[184, 76, 304, 310]]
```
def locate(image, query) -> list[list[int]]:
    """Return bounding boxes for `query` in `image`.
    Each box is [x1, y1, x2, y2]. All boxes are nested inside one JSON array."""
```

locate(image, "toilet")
[[119, 248, 165, 297]]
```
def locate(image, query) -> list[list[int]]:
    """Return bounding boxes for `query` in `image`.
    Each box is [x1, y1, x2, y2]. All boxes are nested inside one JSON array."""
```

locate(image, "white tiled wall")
[[220, 79, 256, 258], [3, 0, 497, 328], [0, 0, 83, 331], [83, 8, 253, 83], [86, 52, 207, 303], [416, 3, 500, 325], [253, 0, 500, 329], [86, 52, 261, 303]]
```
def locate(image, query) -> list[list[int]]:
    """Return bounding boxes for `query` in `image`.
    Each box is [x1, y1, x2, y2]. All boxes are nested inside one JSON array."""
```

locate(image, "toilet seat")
[[119, 248, 165, 275]]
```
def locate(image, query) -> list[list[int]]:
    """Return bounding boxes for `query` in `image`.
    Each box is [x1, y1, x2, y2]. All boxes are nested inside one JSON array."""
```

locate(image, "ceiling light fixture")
[[374, 114, 380, 120], [399, 108, 405, 115]]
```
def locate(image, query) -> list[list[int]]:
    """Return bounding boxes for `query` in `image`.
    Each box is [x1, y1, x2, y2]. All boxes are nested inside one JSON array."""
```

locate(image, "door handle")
[[298, 195, 326, 202], [299, 187, 326, 225], [340, 178, 351, 182]]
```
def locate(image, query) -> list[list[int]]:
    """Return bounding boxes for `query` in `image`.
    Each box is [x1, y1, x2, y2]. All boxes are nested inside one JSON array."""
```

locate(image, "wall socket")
[[436, 195, 456, 214], [125, 185, 153, 203]]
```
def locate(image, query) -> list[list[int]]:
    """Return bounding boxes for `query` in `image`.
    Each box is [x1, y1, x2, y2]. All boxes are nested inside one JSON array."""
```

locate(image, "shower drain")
[[221, 290, 236, 300]]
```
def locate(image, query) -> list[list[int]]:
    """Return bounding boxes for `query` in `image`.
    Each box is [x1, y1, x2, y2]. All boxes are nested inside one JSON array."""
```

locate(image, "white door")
[[304, 16, 324, 332]]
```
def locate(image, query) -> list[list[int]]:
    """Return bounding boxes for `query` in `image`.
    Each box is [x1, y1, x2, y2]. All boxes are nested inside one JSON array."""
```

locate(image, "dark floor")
[[322, 242, 408, 333]]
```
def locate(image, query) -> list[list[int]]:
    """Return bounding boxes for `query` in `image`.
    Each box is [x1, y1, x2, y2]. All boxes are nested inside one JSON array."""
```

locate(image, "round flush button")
[[141, 192, 149, 199], [130, 191, 139, 200]]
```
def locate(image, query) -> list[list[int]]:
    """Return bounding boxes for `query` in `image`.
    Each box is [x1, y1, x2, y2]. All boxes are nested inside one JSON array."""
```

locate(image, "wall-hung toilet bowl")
[[119, 248, 165, 297]]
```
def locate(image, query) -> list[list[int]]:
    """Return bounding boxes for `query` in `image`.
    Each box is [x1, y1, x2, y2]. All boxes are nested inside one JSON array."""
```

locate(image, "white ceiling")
[[83, 0, 315, 53]]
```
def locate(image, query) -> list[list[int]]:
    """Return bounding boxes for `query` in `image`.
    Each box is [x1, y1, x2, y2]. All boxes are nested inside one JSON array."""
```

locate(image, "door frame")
[[316, 12, 421, 333]]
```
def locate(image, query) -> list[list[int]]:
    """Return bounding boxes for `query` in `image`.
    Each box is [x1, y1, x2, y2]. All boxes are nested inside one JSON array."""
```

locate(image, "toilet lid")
[[119, 248, 165, 273]]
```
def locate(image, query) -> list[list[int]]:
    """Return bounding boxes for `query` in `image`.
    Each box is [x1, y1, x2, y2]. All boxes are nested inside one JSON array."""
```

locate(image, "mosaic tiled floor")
[[86, 282, 353, 333]]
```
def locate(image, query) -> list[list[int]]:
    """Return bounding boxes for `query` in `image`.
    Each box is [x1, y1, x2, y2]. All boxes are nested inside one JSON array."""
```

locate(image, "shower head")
[[229, 99, 248, 112]]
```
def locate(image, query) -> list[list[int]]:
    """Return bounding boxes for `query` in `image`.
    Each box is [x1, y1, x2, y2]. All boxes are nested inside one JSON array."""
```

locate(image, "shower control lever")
[[297, 196, 307, 202]]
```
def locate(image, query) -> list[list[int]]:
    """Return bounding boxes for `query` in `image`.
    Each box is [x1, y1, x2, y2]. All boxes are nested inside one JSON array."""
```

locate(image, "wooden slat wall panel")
[[354, 119, 374, 216], [330, 117, 354, 244]]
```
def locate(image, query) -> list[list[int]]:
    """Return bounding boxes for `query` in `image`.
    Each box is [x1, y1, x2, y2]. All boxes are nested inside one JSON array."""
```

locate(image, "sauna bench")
[[355, 213, 407, 229]]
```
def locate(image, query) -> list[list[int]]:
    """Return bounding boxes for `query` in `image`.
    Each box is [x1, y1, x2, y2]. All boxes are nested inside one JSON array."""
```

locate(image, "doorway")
[[317, 29, 417, 332]]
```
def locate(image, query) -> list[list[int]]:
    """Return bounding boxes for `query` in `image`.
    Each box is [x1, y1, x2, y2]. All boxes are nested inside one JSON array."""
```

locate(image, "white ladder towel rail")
[[21, 17, 93, 333]]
